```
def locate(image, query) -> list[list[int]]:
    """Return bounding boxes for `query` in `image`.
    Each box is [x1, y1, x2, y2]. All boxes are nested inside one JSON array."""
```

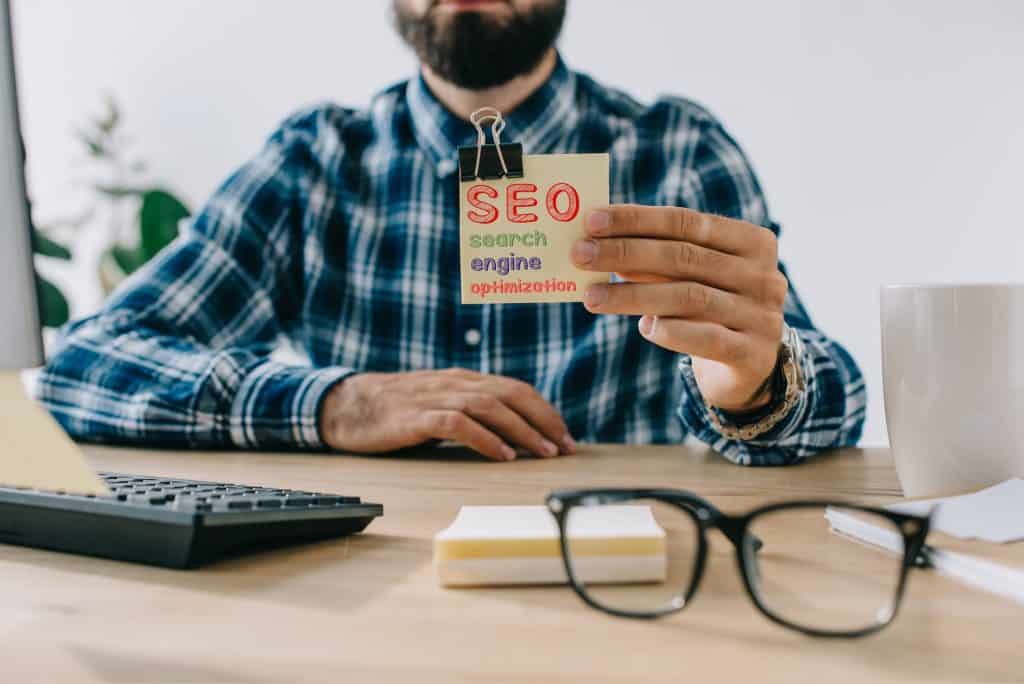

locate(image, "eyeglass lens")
[[564, 499, 700, 614], [743, 505, 907, 633]]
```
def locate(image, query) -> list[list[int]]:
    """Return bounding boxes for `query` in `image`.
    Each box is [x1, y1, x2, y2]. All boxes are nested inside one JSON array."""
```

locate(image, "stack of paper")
[[433, 505, 666, 587], [826, 479, 1024, 606]]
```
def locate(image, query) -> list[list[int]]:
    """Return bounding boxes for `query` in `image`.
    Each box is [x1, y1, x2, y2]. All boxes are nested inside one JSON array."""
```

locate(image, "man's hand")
[[318, 368, 576, 461], [571, 205, 788, 412]]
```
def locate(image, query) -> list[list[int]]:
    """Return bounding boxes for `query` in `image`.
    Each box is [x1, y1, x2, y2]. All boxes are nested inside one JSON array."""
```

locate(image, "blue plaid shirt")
[[37, 56, 865, 465]]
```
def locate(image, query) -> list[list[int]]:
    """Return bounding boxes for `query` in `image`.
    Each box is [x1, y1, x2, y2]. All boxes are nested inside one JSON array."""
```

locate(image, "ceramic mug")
[[881, 284, 1024, 497]]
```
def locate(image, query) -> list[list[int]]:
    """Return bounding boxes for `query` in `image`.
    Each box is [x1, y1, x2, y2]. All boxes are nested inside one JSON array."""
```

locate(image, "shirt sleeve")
[[674, 117, 867, 465], [35, 107, 356, 450]]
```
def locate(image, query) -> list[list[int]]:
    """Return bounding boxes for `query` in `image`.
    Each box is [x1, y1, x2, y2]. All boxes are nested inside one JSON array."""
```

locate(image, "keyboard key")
[[40, 473, 368, 526]]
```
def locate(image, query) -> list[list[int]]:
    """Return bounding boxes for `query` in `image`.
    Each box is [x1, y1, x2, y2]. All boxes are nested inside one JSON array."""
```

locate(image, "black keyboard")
[[0, 472, 383, 569]]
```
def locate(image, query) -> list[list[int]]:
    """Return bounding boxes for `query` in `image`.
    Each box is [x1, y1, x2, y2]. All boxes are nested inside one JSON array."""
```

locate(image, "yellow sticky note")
[[459, 153, 610, 304], [434, 505, 667, 587]]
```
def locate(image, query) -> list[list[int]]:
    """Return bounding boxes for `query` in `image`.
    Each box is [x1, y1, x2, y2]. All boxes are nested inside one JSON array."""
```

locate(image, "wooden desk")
[[1, 443, 1020, 683]]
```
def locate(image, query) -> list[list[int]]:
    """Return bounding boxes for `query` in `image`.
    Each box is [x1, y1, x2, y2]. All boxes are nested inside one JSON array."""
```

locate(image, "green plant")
[[97, 187, 190, 292], [73, 96, 192, 295], [33, 97, 193, 326], [32, 227, 72, 327]]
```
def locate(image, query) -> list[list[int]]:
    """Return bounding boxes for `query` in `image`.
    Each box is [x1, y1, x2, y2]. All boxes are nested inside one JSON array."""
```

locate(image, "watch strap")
[[705, 325, 806, 441]]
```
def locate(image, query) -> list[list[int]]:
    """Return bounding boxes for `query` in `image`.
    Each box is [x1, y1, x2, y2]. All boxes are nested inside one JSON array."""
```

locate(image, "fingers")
[[583, 281, 778, 334], [439, 369, 572, 451], [567, 206, 789, 413], [585, 204, 777, 263], [322, 369, 576, 462], [419, 369, 575, 458], [490, 377, 575, 454], [370, 368, 575, 462], [443, 393, 561, 458], [637, 316, 752, 365], [419, 410, 516, 462], [571, 237, 759, 294]]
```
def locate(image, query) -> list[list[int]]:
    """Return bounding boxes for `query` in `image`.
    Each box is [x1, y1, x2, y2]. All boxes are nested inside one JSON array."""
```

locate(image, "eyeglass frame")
[[545, 488, 934, 639]]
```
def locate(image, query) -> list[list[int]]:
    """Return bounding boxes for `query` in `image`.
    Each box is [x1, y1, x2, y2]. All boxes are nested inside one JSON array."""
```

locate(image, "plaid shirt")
[[37, 56, 865, 465]]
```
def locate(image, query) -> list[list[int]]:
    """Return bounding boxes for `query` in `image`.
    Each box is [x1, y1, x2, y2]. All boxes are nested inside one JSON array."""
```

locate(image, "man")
[[38, 0, 865, 465]]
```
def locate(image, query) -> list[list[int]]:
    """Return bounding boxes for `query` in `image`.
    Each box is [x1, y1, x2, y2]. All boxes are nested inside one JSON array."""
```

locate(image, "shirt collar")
[[405, 53, 579, 178]]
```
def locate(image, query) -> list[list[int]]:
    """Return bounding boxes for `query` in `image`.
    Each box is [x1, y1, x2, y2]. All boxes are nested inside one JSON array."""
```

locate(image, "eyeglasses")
[[545, 488, 933, 638]]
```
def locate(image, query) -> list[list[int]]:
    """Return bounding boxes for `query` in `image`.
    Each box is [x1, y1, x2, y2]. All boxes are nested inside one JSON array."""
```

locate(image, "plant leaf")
[[74, 128, 106, 158], [139, 189, 190, 260], [95, 184, 147, 198], [110, 244, 148, 275], [97, 94, 120, 134], [36, 275, 69, 328], [32, 228, 72, 259]]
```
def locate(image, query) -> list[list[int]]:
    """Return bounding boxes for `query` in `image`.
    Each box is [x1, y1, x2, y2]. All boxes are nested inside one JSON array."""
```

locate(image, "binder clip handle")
[[458, 106, 524, 182]]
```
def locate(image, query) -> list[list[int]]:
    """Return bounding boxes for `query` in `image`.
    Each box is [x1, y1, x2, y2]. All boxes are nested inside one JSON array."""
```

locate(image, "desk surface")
[[1, 443, 1021, 683]]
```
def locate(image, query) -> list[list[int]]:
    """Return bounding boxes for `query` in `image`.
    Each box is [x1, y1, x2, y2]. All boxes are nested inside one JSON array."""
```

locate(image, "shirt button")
[[464, 328, 482, 346], [438, 159, 456, 175]]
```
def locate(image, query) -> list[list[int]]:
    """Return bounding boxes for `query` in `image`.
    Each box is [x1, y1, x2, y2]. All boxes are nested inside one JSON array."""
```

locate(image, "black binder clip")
[[458, 107, 524, 182]]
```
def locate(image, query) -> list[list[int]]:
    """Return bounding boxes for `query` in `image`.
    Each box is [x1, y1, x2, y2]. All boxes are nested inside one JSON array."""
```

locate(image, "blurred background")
[[11, 0, 1024, 446]]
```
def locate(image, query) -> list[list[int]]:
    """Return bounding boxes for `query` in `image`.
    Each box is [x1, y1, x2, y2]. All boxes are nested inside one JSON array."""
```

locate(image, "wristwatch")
[[705, 324, 807, 441]]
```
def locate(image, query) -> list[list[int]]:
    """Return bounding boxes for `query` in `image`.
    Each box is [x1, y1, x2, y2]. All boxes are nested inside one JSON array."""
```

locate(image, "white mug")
[[881, 284, 1024, 497]]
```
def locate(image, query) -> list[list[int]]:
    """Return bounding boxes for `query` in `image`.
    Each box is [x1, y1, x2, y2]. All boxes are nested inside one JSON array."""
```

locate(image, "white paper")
[[435, 505, 663, 541], [826, 507, 1024, 606], [887, 478, 1024, 543]]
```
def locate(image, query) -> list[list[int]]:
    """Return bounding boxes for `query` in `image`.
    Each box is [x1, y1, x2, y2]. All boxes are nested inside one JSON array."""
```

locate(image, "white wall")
[[11, 0, 1024, 446]]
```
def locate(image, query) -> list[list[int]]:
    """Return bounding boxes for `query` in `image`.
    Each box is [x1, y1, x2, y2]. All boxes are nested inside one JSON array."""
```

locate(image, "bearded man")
[[39, 0, 866, 466]]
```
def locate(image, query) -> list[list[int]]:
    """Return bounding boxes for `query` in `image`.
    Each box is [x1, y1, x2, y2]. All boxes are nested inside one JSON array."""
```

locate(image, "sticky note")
[[434, 505, 666, 587], [459, 153, 610, 304]]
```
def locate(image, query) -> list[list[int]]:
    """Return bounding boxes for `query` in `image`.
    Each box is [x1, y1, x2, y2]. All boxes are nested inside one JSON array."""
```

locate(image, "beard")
[[393, 1, 567, 90]]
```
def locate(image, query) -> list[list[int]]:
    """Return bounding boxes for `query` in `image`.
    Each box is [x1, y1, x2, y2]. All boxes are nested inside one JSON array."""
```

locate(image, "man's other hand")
[[318, 368, 576, 461], [571, 204, 788, 412]]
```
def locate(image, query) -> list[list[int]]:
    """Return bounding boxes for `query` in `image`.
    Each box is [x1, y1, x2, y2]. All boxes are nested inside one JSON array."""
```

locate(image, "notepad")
[[434, 505, 666, 587]]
